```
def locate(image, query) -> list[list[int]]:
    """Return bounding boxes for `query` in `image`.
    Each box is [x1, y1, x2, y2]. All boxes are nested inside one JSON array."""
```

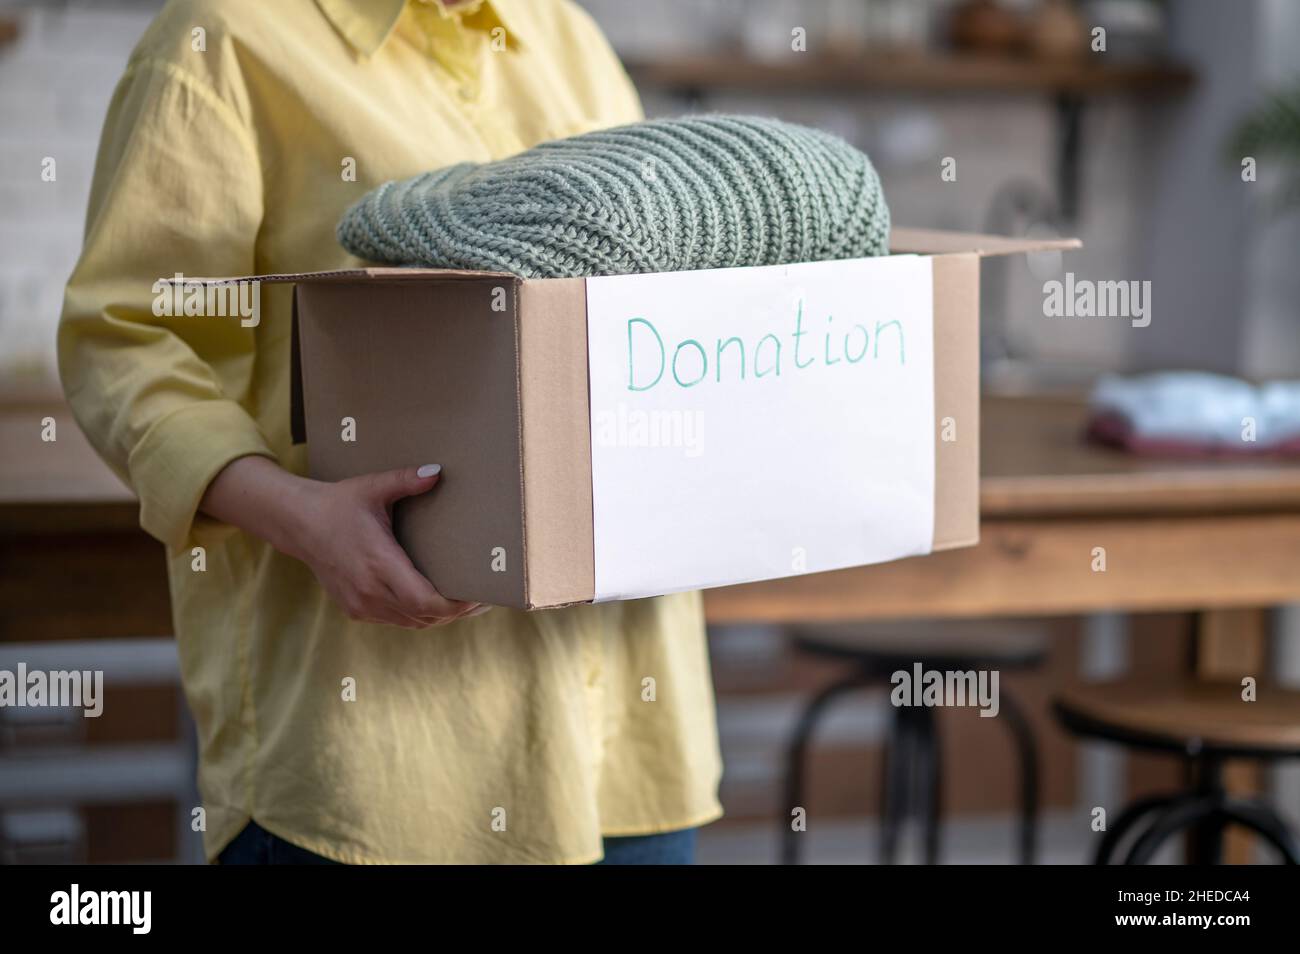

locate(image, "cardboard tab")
[[890, 226, 1081, 258], [166, 267, 517, 286]]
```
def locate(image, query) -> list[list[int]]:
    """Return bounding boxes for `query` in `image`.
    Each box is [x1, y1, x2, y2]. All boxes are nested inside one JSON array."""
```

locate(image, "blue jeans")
[[219, 820, 697, 865], [596, 828, 696, 865]]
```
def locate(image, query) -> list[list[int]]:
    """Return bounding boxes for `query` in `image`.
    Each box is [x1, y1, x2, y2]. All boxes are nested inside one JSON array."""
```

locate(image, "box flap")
[[166, 267, 517, 286], [295, 279, 528, 606], [890, 226, 1081, 258], [277, 272, 516, 445], [516, 278, 595, 607], [929, 254, 980, 552]]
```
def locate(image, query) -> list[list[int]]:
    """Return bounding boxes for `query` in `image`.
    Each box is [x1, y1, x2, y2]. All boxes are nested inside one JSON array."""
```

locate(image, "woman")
[[59, 0, 721, 865]]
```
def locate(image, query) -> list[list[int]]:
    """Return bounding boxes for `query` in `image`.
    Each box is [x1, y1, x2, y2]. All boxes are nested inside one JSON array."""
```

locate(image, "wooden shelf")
[[624, 51, 1196, 97]]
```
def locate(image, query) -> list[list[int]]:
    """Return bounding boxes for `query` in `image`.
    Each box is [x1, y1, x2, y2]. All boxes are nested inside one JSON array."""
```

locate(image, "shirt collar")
[[316, 0, 522, 58]]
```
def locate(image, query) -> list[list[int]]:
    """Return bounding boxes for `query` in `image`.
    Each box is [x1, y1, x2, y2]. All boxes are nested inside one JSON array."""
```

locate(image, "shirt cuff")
[[127, 399, 277, 550]]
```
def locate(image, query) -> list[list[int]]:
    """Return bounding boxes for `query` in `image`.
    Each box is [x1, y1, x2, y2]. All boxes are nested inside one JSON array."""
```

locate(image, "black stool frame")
[[780, 656, 1039, 865], [1054, 702, 1300, 865]]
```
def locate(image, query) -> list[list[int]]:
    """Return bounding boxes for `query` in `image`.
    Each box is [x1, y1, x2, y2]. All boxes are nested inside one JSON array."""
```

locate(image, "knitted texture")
[[336, 115, 890, 278]]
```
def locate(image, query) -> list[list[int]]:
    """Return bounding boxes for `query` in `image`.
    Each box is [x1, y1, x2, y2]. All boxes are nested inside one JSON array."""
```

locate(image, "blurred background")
[[2, 0, 1300, 864]]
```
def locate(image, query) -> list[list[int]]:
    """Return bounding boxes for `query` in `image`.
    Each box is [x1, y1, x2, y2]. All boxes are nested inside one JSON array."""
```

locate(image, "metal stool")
[[780, 621, 1047, 865], [1055, 680, 1300, 864]]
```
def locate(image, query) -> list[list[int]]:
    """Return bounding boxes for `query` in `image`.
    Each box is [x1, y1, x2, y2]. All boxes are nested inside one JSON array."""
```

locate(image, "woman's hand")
[[201, 456, 482, 628]]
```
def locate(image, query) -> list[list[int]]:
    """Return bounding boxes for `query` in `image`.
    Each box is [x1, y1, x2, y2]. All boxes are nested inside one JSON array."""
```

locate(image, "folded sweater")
[[336, 114, 890, 279], [1087, 371, 1300, 457]]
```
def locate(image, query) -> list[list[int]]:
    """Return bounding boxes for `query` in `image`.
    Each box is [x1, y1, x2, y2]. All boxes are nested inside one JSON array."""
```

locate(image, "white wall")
[[1241, 0, 1300, 380], [0, 1, 158, 398], [1135, 0, 1259, 374]]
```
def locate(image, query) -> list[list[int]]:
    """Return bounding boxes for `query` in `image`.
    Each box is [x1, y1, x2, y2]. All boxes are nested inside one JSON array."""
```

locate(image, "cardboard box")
[[199, 227, 1078, 609]]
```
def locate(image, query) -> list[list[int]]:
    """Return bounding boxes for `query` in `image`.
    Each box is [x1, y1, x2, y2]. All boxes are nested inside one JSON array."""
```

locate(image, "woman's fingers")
[[378, 537, 479, 624], [360, 464, 442, 510], [304, 463, 489, 628]]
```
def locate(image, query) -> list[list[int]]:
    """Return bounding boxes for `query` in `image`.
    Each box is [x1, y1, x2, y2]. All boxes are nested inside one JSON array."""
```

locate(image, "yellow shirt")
[[59, 0, 722, 864]]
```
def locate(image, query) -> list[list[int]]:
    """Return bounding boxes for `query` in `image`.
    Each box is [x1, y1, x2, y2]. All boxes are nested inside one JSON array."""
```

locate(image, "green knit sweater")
[[336, 115, 890, 279]]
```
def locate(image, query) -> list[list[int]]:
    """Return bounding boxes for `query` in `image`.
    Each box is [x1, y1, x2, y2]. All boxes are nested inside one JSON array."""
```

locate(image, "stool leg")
[[879, 703, 916, 864], [912, 705, 942, 864], [1187, 757, 1226, 864], [779, 673, 869, 865], [1215, 799, 1300, 865], [995, 687, 1039, 865], [1125, 794, 1219, 865], [1188, 814, 1228, 865], [1095, 795, 1179, 865]]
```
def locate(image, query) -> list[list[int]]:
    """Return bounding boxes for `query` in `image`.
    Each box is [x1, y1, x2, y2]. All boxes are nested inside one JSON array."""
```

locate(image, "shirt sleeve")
[[562, 1, 644, 125], [58, 57, 275, 552], [524, 0, 645, 126]]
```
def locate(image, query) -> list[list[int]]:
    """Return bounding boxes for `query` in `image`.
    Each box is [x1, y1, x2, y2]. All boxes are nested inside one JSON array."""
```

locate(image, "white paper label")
[[585, 256, 935, 601]]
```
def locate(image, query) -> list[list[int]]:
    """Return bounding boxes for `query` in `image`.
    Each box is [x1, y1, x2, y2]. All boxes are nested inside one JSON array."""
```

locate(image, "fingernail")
[[417, 464, 442, 478]]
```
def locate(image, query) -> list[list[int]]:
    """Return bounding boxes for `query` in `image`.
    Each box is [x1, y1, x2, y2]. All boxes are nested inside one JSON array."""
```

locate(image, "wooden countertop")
[[980, 394, 1300, 517], [0, 402, 134, 533]]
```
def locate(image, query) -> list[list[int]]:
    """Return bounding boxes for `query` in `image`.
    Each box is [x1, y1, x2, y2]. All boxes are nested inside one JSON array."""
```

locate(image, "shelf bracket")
[[1054, 92, 1085, 223]]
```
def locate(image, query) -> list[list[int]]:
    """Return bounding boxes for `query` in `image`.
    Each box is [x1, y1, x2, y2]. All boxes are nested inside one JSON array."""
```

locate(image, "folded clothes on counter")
[[1086, 371, 1300, 457]]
